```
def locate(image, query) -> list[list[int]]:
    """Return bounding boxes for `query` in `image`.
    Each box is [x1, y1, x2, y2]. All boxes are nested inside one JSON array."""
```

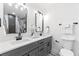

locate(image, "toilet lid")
[[60, 49, 74, 56]]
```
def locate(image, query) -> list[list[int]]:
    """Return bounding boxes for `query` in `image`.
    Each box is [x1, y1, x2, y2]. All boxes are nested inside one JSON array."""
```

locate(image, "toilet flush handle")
[[55, 40, 59, 43], [55, 40, 64, 48]]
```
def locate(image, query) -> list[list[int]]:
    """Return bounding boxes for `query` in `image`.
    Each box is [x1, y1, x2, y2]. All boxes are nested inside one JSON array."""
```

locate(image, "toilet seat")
[[60, 49, 74, 56]]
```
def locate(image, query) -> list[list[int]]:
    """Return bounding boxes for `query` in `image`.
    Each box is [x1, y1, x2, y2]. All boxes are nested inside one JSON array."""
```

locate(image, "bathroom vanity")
[[0, 35, 52, 56]]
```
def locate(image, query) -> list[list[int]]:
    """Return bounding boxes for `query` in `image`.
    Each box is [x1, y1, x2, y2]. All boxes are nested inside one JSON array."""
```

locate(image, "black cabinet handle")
[[23, 53, 30, 56], [55, 40, 59, 43], [39, 48, 44, 52], [27, 54, 30, 56], [40, 42, 43, 44]]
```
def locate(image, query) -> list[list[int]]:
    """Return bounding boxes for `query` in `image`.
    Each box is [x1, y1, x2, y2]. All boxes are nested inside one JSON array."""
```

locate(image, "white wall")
[[43, 3, 79, 40], [45, 3, 79, 55], [27, 3, 79, 55]]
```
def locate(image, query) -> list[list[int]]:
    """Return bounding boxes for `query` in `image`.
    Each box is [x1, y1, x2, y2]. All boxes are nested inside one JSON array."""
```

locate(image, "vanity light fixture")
[[8, 3, 26, 11]]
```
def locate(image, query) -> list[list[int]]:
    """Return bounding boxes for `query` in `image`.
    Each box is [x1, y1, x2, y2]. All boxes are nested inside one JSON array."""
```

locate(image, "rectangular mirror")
[[35, 11, 44, 32], [36, 13, 42, 31], [3, 3, 27, 34]]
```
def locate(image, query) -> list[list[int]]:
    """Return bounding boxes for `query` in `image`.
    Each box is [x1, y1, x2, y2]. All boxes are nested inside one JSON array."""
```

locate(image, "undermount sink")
[[11, 36, 40, 45], [32, 36, 39, 39], [11, 39, 31, 45]]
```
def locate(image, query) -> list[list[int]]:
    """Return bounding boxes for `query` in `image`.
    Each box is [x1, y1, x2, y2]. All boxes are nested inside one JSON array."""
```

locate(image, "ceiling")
[[26, 3, 56, 13]]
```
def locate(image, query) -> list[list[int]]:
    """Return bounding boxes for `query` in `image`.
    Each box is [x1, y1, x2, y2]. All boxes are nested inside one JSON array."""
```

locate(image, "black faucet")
[[16, 32, 22, 40], [31, 31, 34, 36]]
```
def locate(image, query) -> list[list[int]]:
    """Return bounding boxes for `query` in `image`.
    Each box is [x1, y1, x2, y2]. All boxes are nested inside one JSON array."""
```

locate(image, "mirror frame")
[[0, 18, 1, 27], [35, 12, 44, 32], [3, 3, 28, 34]]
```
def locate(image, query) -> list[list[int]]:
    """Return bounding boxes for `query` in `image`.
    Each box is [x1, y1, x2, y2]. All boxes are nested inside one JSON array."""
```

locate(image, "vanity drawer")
[[38, 36, 52, 45], [23, 48, 39, 56], [45, 36, 52, 42], [28, 48, 39, 56], [38, 39, 45, 45], [38, 45, 45, 56], [27, 41, 39, 51]]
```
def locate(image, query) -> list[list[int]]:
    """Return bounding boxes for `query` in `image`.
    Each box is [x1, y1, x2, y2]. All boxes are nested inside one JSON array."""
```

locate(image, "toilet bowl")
[[59, 35, 75, 56], [59, 48, 74, 56]]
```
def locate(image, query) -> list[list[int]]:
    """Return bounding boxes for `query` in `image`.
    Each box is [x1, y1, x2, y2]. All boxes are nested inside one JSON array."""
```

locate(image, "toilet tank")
[[62, 40, 74, 50], [61, 36, 75, 50]]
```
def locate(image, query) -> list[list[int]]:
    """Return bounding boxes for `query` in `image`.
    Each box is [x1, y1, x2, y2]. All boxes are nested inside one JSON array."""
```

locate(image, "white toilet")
[[59, 35, 75, 56], [59, 24, 76, 56], [59, 48, 74, 56]]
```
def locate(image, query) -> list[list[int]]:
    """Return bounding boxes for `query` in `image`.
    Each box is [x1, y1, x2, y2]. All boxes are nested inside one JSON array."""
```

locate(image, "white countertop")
[[0, 34, 52, 54]]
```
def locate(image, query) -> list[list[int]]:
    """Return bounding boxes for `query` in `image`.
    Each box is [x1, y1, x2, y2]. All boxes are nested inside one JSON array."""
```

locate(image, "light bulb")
[[23, 6, 27, 9], [15, 4, 19, 9], [20, 7, 24, 11], [35, 11, 37, 13], [44, 14, 49, 21], [12, 12, 16, 15], [8, 3, 13, 6], [17, 3, 23, 6]]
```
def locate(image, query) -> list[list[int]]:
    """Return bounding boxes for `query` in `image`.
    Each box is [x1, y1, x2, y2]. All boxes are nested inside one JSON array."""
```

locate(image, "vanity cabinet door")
[[28, 48, 39, 56], [38, 42, 51, 56], [23, 48, 39, 56], [1, 44, 31, 56], [27, 41, 39, 51], [38, 45, 46, 56], [38, 36, 52, 56], [23, 53, 29, 56], [24, 36, 52, 56], [44, 41, 52, 55]]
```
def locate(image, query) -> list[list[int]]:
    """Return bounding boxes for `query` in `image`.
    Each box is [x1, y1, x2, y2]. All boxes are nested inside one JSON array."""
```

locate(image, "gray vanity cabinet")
[[27, 48, 39, 56], [38, 45, 46, 56], [1, 36, 52, 56], [38, 37, 52, 56], [24, 36, 52, 56]]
